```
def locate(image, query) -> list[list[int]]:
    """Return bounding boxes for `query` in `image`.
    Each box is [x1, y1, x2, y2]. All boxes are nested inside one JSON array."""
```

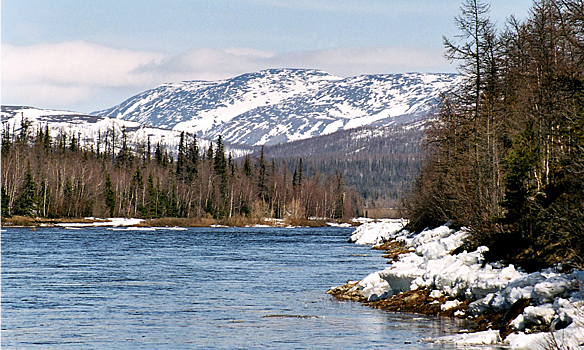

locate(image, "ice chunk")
[[441, 300, 462, 311], [430, 290, 443, 299], [433, 330, 501, 345], [532, 274, 576, 303], [523, 304, 556, 326], [359, 271, 392, 301]]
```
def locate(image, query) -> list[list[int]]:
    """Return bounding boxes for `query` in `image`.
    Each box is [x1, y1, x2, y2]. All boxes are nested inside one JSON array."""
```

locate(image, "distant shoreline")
[[0, 215, 362, 228]]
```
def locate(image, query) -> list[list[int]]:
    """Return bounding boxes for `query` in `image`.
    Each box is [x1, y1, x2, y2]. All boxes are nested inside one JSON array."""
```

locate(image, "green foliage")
[[243, 156, 252, 178], [116, 126, 133, 166], [104, 172, 116, 217], [14, 163, 37, 216], [1, 185, 10, 217], [176, 131, 186, 176], [502, 120, 541, 234]]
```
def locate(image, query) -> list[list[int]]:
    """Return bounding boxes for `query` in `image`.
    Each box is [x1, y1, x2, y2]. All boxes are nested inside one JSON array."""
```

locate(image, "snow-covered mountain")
[[0, 106, 252, 157], [94, 69, 460, 146]]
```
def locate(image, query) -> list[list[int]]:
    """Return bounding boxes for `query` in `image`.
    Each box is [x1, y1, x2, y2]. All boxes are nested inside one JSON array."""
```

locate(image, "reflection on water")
[[2, 227, 497, 349]]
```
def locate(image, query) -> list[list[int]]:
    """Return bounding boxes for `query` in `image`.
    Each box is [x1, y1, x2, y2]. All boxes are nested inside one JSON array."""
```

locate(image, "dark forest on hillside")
[[260, 124, 425, 209], [405, 0, 584, 269]]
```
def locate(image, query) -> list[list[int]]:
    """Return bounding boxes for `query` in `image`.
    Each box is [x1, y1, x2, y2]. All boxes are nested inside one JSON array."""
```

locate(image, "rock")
[[499, 298, 531, 338]]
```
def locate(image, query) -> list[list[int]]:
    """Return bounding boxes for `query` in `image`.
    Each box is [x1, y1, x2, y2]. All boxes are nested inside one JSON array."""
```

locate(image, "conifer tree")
[[176, 131, 186, 176], [155, 142, 162, 164], [146, 136, 152, 163], [70, 133, 78, 153], [14, 162, 37, 216], [104, 172, 116, 217], [213, 136, 228, 218], [258, 146, 267, 202], [206, 143, 214, 161], [333, 171, 346, 219], [243, 155, 252, 178], [117, 126, 133, 166], [1, 122, 12, 154], [187, 134, 199, 179], [146, 172, 158, 218], [1, 186, 11, 217], [43, 125, 52, 150]]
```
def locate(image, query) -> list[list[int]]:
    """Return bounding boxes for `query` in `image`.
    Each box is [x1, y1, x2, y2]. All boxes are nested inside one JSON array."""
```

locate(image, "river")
[[2, 226, 474, 349]]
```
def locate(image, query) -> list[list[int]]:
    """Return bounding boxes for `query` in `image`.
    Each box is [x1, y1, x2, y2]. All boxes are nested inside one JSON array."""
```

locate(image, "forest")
[[405, 0, 584, 270], [0, 122, 359, 224], [260, 124, 424, 209]]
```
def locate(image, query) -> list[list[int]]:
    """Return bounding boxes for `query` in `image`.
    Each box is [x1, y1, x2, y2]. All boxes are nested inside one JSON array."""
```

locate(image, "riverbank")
[[0, 215, 359, 228], [328, 220, 584, 349]]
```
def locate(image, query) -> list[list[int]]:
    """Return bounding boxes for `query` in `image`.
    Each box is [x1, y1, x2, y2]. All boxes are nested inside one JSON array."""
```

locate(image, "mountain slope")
[[94, 69, 459, 146], [257, 123, 425, 208], [0, 106, 252, 157]]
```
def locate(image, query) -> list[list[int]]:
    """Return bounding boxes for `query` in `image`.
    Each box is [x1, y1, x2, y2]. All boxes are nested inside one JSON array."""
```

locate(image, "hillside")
[[0, 106, 252, 158], [257, 123, 425, 210], [94, 69, 459, 146]]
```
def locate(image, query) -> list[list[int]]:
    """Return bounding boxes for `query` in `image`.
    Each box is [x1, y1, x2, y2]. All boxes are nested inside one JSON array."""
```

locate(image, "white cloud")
[[1, 41, 452, 112], [278, 46, 452, 76], [142, 46, 452, 81], [2, 41, 165, 110]]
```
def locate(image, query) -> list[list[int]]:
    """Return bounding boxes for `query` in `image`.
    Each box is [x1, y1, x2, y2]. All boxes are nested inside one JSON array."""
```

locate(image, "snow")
[[430, 329, 502, 345], [348, 219, 407, 245], [346, 220, 584, 349], [56, 218, 143, 227], [441, 300, 462, 311], [91, 70, 460, 146], [0, 106, 251, 158]]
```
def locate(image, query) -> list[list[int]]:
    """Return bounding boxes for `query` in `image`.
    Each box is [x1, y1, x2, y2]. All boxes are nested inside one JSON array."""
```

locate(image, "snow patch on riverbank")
[[347, 221, 584, 349], [56, 218, 144, 227], [348, 219, 407, 245]]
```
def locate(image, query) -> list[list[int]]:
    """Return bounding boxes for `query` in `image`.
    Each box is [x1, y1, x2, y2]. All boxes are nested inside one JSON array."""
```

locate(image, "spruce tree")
[[155, 142, 163, 165], [213, 136, 228, 218], [258, 146, 267, 202], [117, 126, 132, 166], [334, 172, 345, 219], [187, 134, 199, 179], [176, 131, 186, 176], [243, 155, 252, 178], [104, 172, 116, 217], [1, 123, 11, 154], [1, 185, 10, 217], [501, 120, 541, 242], [14, 163, 37, 216]]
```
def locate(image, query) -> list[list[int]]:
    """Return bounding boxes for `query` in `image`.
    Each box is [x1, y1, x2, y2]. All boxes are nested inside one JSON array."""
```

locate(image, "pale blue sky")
[[2, 0, 534, 112]]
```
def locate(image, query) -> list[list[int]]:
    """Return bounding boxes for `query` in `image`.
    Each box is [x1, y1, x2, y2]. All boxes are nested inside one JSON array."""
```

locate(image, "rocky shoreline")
[[328, 220, 584, 349]]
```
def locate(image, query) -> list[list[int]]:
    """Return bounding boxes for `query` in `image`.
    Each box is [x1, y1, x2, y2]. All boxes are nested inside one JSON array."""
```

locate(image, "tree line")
[[1, 122, 358, 222], [405, 0, 584, 269], [260, 124, 425, 209]]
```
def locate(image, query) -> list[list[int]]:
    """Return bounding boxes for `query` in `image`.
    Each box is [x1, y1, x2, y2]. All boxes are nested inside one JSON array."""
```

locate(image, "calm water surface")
[[3, 226, 474, 349]]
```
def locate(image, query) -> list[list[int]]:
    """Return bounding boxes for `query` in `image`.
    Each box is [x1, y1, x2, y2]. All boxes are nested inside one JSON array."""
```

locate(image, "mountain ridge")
[[94, 69, 460, 146]]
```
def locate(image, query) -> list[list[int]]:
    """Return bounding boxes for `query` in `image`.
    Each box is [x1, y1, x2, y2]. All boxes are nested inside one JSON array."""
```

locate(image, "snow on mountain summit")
[[94, 69, 460, 146]]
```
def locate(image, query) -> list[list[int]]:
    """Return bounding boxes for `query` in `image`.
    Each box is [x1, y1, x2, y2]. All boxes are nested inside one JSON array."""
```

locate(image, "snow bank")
[[347, 221, 584, 349], [56, 218, 144, 227], [348, 219, 406, 245]]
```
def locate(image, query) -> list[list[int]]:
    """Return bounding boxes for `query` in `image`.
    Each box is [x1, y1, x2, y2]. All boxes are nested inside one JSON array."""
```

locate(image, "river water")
[[2, 226, 473, 349]]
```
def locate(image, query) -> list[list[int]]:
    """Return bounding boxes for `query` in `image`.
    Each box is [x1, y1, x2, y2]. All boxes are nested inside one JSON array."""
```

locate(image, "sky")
[[2, 0, 534, 113]]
